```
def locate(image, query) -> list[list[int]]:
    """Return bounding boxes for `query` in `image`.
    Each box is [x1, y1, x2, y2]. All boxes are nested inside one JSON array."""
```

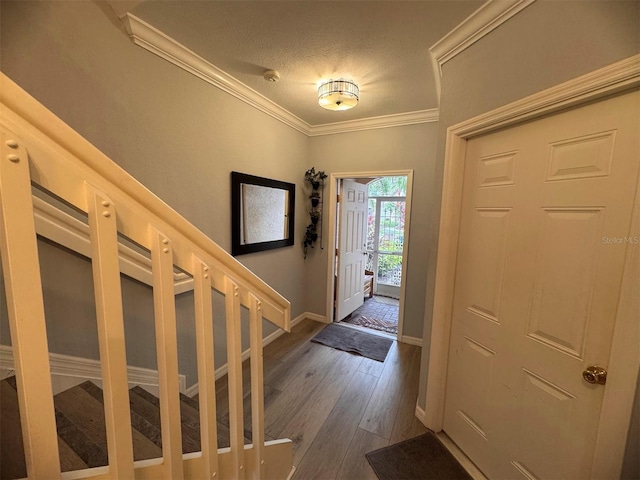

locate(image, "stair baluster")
[[86, 186, 135, 477], [0, 133, 61, 478], [193, 257, 219, 479]]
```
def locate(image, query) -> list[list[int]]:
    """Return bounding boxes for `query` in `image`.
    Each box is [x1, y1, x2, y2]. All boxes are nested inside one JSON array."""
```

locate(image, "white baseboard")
[[304, 312, 328, 323], [436, 432, 488, 480], [415, 403, 427, 426], [286, 465, 297, 480], [0, 345, 186, 396], [187, 312, 319, 397], [400, 335, 423, 347]]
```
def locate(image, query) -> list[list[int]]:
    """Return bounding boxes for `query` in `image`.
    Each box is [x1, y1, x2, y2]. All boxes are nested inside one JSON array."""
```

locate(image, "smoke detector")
[[263, 70, 280, 82]]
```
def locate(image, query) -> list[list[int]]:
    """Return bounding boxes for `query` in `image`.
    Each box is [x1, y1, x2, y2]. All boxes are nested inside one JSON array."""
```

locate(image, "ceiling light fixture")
[[318, 79, 359, 111]]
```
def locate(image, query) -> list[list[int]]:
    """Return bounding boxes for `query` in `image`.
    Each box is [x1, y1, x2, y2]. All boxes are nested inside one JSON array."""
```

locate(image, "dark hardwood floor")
[[217, 318, 428, 479]]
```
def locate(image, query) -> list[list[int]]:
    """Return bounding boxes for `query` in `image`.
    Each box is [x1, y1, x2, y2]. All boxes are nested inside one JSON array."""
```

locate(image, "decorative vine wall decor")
[[303, 167, 327, 258]]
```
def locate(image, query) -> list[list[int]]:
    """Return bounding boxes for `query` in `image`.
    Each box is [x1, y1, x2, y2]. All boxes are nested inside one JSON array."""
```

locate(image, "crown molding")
[[429, 0, 535, 102], [121, 14, 440, 136], [121, 13, 312, 135], [308, 109, 439, 137]]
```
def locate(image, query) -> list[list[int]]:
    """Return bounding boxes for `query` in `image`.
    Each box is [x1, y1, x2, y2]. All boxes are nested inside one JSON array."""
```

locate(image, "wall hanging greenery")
[[303, 167, 327, 258]]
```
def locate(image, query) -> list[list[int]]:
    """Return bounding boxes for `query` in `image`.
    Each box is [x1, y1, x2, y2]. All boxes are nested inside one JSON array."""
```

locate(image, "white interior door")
[[336, 180, 368, 321], [444, 91, 640, 479]]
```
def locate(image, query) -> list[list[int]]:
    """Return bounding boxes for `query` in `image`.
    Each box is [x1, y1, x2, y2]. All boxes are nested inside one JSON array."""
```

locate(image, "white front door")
[[444, 91, 640, 479], [336, 180, 368, 321]]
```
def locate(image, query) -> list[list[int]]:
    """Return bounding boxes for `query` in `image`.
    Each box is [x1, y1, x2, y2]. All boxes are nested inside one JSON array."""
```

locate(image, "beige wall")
[[0, 0, 309, 385], [307, 124, 439, 339]]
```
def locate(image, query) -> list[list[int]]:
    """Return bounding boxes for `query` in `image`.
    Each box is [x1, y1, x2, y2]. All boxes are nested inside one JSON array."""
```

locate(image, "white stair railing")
[[0, 73, 293, 479]]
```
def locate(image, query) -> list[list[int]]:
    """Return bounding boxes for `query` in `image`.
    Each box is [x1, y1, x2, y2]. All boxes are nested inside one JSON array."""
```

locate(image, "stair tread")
[[0, 379, 27, 480], [129, 386, 202, 454], [1, 377, 259, 476], [81, 381, 163, 461], [58, 436, 90, 471], [54, 385, 110, 468]]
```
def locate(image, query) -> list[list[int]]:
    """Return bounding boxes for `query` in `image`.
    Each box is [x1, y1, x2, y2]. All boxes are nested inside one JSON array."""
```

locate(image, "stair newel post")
[[249, 294, 265, 480], [224, 277, 246, 480], [150, 227, 184, 479], [193, 256, 219, 479], [85, 185, 135, 477], [0, 136, 61, 477]]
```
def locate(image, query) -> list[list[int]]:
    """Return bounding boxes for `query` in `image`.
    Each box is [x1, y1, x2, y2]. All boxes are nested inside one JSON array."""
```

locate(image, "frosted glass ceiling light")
[[318, 79, 359, 111]]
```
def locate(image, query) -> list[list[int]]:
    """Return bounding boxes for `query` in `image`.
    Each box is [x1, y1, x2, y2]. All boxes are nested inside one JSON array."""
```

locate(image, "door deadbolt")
[[583, 365, 607, 385]]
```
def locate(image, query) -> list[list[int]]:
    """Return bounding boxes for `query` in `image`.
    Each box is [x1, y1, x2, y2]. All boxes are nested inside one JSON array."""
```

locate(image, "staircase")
[[0, 74, 294, 478], [1, 377, 258, 479]]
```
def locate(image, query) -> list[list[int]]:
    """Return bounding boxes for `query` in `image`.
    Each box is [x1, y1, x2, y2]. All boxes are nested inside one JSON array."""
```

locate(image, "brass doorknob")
[[583, 365, 607, 385]]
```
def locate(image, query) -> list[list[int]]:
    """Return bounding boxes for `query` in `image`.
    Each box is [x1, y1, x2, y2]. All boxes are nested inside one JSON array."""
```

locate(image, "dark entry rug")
[[366, 432, 472, 480], [310, 323, 393, 362]]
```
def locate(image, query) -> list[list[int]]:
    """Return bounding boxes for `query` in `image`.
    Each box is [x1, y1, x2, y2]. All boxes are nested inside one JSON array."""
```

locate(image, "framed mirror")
[[231, 171, 295, 256]]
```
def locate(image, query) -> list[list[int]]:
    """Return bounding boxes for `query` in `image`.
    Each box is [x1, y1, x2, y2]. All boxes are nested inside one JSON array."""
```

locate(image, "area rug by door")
[[366, 432, 472, 480], [310, 323, 393, 362]]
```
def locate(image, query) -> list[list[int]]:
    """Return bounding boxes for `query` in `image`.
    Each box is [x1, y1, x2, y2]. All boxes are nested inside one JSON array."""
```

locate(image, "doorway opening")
[[325, 171, 413, 343]]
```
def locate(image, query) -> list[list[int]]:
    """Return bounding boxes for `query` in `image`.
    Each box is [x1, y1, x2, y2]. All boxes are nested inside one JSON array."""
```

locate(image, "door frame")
[[325, 170, 414, 343], [423, 54, 640, 477]]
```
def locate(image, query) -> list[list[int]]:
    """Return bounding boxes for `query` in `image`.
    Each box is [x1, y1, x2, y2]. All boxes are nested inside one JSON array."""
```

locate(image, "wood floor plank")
[[358, 356, 386, 378], [264, 346, 343, 437], [265, 341, 335, 392], [58, 437, 90, 472], [293, 371, 378, 479], [389, 345, 429, 444], [130, 386, 201, 454], [78, 382, 163, 462], [278, 348, 363, 463], [0, 379, 27, 479], [358, 342, 416, 439], [128, 387, 163, 447], [264, 319, 325, 363], [54, 388, 109, 467], [54, 384, 108, 453], [219, 382, 281, 443], [335, 427, 388, 480]]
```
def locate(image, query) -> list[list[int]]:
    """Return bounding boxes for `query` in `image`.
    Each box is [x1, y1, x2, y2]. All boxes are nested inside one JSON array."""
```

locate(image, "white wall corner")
[[429, 0, 535, 101]]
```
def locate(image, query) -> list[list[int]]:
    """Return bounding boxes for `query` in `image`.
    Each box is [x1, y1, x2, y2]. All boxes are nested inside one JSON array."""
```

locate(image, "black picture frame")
[[231, 171, 295, 256]]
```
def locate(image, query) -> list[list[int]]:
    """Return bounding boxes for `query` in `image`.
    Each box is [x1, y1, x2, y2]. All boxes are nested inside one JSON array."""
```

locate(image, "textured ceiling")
[[131, 1, 484, 126]]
